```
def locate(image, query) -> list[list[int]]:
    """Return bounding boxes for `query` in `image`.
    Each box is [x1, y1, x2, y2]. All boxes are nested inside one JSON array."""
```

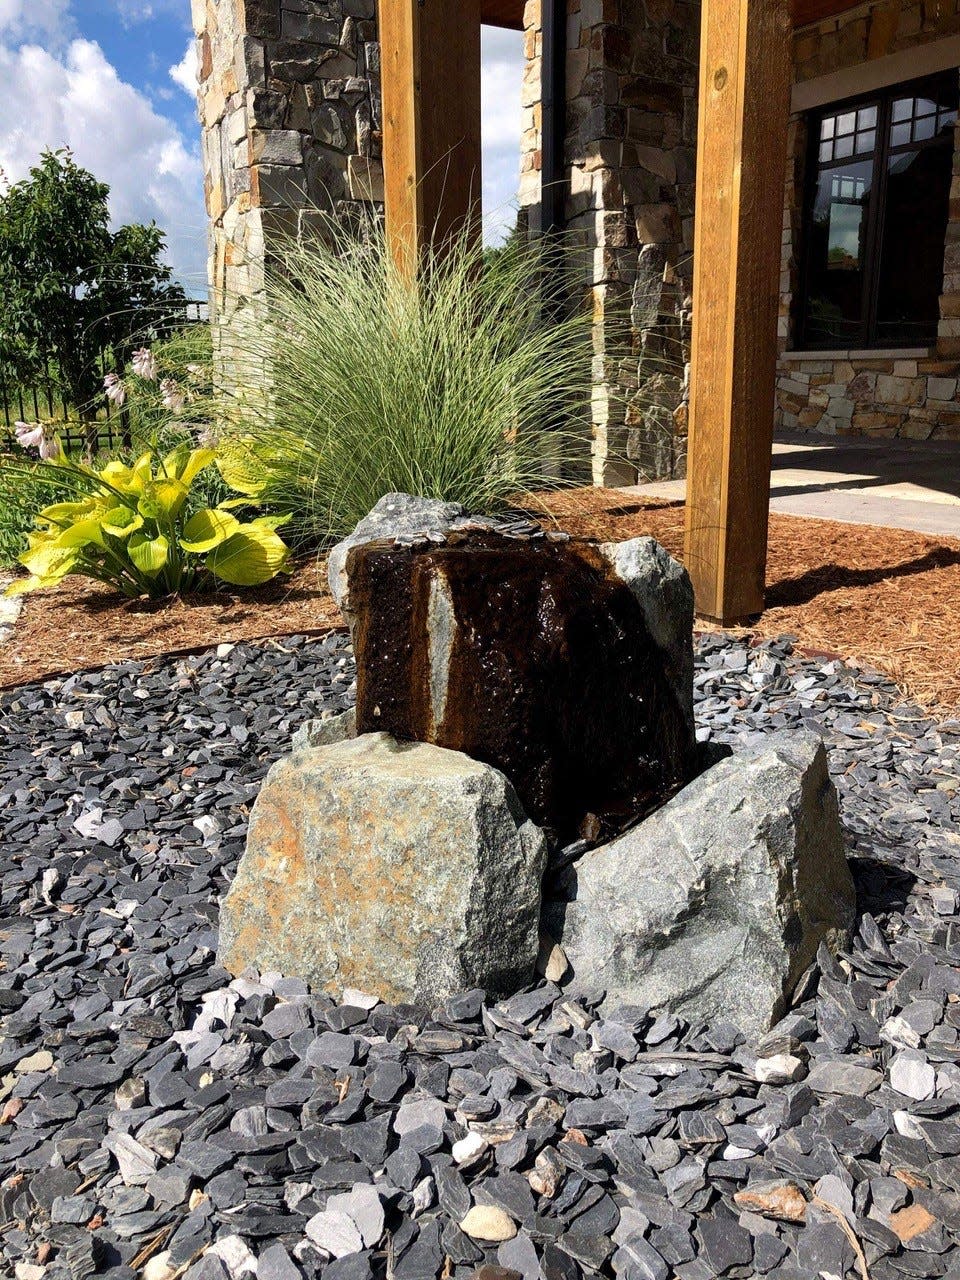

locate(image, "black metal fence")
[[0, 299, 208, 455]]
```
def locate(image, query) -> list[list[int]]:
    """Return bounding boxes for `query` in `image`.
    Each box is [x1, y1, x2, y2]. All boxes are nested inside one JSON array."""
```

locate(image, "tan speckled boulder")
[[219, 732, 547, 1004]]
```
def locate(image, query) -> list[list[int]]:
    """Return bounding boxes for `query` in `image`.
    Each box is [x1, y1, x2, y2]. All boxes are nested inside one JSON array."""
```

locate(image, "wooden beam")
[[791, 0, 865, 28], [480, 0, 525, 29], [684, 0, 792, 625], [378, 0, 483, 277]]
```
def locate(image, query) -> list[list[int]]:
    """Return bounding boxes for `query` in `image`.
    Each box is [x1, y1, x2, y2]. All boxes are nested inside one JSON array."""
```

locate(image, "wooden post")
[[378, 0, 483, 277], [684, 0, 792, 624]]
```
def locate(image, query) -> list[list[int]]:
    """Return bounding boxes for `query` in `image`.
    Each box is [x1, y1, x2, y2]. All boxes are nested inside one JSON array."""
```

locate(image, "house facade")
[[193, 0, 960, 489]]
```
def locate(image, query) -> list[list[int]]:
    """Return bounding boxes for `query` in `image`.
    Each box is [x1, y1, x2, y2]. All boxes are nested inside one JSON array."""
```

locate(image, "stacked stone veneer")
[[192, 0, 382, 350], [776, 0, 960, 440], [520, 0, 698, 486]]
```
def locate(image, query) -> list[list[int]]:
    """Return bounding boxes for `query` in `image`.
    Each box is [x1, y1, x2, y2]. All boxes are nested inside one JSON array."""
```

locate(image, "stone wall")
[[520, 0, 698, 486], [777, 352, 960, 439], [192, 0, 383, 356], [776, 0, 960, 440]]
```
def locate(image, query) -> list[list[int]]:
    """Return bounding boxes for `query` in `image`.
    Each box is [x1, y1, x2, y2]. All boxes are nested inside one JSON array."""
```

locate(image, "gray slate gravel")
[[2, 631, 960, 1280]]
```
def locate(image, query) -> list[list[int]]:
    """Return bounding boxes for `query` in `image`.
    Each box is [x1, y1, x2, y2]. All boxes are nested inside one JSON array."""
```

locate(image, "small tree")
[[0, 149, 186, 423]]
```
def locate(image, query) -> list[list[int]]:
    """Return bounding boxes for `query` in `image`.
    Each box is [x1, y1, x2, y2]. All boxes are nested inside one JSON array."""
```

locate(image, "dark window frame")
[[795, 70, 957, 351]]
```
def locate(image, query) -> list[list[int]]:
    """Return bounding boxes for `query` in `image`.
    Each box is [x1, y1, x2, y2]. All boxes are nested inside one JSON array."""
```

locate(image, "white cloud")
[[169, 39, 198, 97], [0, 37, 207, 292], [481, 26, 524, 244], [0, 0, 71, 41]]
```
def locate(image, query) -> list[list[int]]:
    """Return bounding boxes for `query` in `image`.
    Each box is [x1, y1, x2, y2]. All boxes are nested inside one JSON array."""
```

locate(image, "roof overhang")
[[792, 0, 867, 28], [480, 0, 525, 30]]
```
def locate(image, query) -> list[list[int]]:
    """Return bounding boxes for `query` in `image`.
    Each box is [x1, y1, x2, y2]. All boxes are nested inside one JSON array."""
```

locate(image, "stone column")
[[520, 0, 698, 486], [192, 0, 382, 360]]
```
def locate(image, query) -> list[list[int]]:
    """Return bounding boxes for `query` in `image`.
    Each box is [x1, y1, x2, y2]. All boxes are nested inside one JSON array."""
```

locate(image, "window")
[[797, 71, 958, 350]]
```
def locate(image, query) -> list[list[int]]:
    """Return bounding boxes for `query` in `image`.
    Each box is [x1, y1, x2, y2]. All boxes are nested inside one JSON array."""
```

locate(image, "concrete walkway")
[[626, 431, 960, 539]]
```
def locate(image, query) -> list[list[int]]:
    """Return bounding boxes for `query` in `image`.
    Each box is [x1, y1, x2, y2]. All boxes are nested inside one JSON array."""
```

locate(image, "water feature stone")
[[544, 732, 855, 1037], [345, 529, 696, 844], [218, 732, 546, 1004], [328, 493, 465, 621]]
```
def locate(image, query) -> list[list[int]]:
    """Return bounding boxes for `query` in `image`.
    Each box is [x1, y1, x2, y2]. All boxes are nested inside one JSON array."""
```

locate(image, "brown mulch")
[[3, 489, 960, 713], [532, 489, 960, 713], [0, 556, 341, 692]]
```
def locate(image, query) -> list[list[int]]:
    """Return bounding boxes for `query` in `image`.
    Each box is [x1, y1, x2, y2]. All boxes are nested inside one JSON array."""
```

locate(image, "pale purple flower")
[[197, 426, 220, 449], [15, 421, 60, 461], [103, 372, 126, 406], [131, 347, 157, 381], [160, 378, 186, 413]]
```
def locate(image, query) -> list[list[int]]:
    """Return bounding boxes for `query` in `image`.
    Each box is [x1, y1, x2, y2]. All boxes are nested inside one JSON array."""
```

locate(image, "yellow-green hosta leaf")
[[216, 441, 267, 498], [179, 508, 240, 553], [5, 575, 44, 597], [55, 518, 105, 550], [206, 526, 291, 586], [128, 531, 170, 576], [163, 445, 216, 487], [101, 506, 144, 538], [19, 542, 79, 581], [100, 459, 142, 495], [248, 513, 292, 532], [137, 479, 188, 521], [38, 500, 95, 526]]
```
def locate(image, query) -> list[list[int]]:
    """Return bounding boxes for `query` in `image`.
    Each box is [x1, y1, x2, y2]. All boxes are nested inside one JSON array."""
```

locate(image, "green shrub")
[[218, 223, 592, 547]]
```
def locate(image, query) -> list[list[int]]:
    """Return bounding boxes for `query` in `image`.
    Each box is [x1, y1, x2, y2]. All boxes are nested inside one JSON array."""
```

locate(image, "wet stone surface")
[[348, 533, 694, 846], [2, 631, 960, 1279]]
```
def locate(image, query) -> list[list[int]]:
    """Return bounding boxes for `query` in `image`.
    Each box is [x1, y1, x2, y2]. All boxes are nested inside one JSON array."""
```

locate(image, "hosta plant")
[[6, 440, 291, 599]]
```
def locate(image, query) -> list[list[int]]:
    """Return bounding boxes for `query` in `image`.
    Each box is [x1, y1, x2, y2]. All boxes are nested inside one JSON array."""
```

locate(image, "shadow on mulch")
[[767, 547, 960, 611]]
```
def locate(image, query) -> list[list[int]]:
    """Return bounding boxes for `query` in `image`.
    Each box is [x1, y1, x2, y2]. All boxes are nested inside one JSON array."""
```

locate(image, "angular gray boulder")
[[327, 493, 464, 622], [599, 537, 695, 744], [219, 732, 547, 1004], [544, 732, 855, 1038]]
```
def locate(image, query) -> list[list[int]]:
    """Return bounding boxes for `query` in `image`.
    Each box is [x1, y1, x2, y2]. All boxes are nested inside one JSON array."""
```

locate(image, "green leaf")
[[179, 507, 240, 553], [137, 478, 188, 521], [248, 513, 292, 531], [55, 517, 105, 550], [18, 541, 78, 583], [128, 530, 169, 575], [100, 506, 143, 539], [205, 526, 291, 586]]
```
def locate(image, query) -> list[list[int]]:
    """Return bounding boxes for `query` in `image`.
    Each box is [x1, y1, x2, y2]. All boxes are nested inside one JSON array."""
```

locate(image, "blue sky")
[[0, 2, 524, 295]]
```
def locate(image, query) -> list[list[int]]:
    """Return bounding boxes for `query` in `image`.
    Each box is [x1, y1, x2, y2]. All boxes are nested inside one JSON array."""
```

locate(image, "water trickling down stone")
[[348, 530, 697, 845]]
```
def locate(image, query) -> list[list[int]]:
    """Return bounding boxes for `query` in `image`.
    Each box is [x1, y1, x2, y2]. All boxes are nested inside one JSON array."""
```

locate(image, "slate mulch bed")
[[3, 632, 960, 1280], [3, 492, 960, 713]]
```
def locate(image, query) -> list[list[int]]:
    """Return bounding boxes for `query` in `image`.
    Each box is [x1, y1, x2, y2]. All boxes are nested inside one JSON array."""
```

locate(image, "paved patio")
[[629, 433, 960, 539]]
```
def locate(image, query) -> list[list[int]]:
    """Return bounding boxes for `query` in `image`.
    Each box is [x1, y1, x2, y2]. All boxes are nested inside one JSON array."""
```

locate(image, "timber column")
[[192, 0, 383, 349], [684, 0, 792, 624]]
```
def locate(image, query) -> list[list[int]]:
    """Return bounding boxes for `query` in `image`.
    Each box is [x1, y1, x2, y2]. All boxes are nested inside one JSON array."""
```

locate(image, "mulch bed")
[[3, 489, 960, 712]]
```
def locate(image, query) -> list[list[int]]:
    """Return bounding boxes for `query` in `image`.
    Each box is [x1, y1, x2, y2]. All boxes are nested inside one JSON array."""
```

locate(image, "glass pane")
[[855, 129, 876, 154], [803, 157, 874, 347], [836, 111, 856, 135], [875, 146, 952, 347], [913, 114, 936, 142], [892, 97, 914, 122], [939, 107, 958, 130], [891, 122, 912, 147], [821, 116, 835, 139], [834, 133, 854, 158], [819, 141, 833, 162], [915, 97, 936, 118], [857, 106, 878, 129]]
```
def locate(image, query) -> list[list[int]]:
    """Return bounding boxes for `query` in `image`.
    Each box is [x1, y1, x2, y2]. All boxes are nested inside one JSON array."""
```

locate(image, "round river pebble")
[[2, 631, 960, 1280]]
